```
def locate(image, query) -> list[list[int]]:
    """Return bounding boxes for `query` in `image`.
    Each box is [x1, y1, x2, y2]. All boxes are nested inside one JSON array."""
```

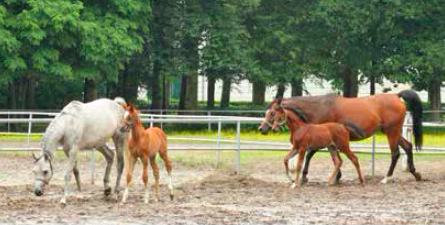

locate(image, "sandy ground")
[[0, 151, 444, 225]]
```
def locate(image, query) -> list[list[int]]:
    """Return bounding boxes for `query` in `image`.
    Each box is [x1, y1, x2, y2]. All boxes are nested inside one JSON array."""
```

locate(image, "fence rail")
[[0, 111, 444, 179]]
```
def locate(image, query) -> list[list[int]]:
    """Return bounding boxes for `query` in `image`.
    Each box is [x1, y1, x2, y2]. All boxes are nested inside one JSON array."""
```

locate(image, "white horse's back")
[[76, 99, 126, 149]]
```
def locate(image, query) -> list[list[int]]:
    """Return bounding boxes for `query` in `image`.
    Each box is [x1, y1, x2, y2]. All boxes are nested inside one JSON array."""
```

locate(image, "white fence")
[[0, 111, 444, 178]]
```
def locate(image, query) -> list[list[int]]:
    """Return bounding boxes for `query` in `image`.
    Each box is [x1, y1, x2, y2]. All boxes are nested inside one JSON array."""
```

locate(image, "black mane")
[[283, 106, 309, 123]]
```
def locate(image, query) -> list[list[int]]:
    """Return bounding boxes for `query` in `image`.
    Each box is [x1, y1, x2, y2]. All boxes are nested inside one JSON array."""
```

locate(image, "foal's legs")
[[96, 145, 115, 195], [283, 148, 298, 182], [121, 152, 136, 204], [142, 157, 152, 203], [149, 157, 160, 202], [292, 147, 306, 188], [398, 137, 422, 181], [159, 149, 174, 200], [302, 150, 342, 184], [327, 149, 342, 185], [340, 146, 365, 185]]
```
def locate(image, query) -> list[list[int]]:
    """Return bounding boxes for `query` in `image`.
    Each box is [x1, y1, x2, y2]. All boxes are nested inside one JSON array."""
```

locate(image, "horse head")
[[122, 103, 140, 132], [271, 103, 287, 132], [33, 152, 53, 196], [259, 98, 283, 134]]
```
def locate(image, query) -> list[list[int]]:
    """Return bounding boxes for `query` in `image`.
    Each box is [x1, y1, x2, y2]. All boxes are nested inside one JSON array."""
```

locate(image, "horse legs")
[[113, 132, 126, 194], [292, 147, 306, 188], [399, 137, 422, 181], [283, 148, 298, 182], [159, 149, 174, 200], [139, 157, 151, 203], [63, 146, 81, 191], [327, 149, 342, 185], [149, 157, 160, 202], [341, 146, 365, 185], [121, 151, 136, 204], [96, 145, 115, 195], [61, 145, 79, 205], [382, 131, 401, 184]]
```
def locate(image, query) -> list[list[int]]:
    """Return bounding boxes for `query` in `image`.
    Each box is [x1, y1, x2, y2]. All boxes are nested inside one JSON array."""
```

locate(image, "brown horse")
[[271, 102, 365, 187], [259, 90, 422, 184], [121, 104, 174, 204]]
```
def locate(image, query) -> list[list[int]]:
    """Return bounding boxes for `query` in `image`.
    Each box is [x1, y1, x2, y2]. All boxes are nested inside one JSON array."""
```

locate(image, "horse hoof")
[[60, 198, 67, 206], [104, 187, 112, 196], [381, 176, 394, 184], [291, 183, 299, 189], [414, 172, 422, 181], [301, 177, 308, 184], [170, 194, 174, 201]]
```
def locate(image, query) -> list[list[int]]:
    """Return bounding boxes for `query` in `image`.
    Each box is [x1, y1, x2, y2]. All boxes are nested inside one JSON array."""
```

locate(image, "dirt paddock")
[[0, 152, 444, 224]]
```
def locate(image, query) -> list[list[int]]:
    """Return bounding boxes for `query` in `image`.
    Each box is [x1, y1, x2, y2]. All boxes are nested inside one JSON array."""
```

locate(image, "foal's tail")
[[398, 90, 423, 151]]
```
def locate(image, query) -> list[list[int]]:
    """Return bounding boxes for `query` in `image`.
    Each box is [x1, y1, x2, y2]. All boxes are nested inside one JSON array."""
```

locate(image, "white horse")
[[32, 97, 128, 205]]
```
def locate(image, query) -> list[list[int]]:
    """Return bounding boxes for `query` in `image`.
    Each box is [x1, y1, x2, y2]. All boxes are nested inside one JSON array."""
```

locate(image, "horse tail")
[[398, 90, 423, 151]]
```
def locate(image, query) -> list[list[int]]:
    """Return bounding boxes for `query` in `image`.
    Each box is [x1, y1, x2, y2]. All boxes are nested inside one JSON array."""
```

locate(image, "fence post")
[[7, 112, 10, 133], [160, 110, 163, 129], [207, 111, 212, 132], [371, 133, 375, 177], [215, 119, 222, 168], [27, 113, 33, 153], [150, 115, 154, 128], [235, 120, 241, 173], [91, 149, 95, 184]]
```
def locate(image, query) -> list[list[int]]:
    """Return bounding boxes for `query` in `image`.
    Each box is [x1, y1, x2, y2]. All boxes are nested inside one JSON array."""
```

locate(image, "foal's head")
[[123, 103, 141, 131], [259, 98, 282, 134], [271, 102, 287, 132], [32, 152, 53, 196]]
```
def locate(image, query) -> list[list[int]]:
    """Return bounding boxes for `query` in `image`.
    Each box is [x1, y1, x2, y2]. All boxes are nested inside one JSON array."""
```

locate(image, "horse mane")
[[283, 106, 309, 123]]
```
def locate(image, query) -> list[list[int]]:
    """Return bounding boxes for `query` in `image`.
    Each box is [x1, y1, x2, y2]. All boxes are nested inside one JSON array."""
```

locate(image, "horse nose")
[[34, 189, 43, 196]]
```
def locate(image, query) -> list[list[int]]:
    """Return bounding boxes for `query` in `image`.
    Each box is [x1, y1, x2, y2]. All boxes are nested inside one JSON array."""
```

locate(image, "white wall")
[[197, 75, 434, 103]]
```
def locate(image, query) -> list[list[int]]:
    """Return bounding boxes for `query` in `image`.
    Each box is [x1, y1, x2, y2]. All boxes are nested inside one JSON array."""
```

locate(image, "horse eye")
[[43, 170, 49, 176]]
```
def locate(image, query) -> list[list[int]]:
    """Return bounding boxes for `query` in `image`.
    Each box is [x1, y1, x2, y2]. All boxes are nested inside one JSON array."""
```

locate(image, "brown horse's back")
[[334, 94, 405, 138]]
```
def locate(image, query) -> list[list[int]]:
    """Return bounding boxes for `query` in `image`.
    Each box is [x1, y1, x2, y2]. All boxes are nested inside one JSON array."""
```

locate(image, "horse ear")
[[276, 98, 282, 105], [128, 103, 135, 112]]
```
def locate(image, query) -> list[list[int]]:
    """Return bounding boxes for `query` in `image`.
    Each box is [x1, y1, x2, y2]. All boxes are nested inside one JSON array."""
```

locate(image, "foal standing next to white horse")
[[32, 97, 128, 205]]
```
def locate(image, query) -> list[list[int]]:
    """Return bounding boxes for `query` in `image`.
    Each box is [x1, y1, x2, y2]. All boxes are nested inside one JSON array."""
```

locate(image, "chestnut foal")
[[121, 104, 174, 203], [271, 104, 365, 188]]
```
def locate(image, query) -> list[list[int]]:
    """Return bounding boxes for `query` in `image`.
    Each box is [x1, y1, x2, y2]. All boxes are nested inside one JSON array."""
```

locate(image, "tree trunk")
[[83, 78, 97, 103], [207, 76, 216, 109], [252, 81, 266, 105], [291, 78, 303, 96], [370, 73, 376, 95], [275, 83, 286, 98], [220, 77, 231, 109], [342, 67, 358, 97], [428, 79, 441, 121], [151, 61, 162, 109], [179, 75, 187, 110], [162, 79, 170, 110], [26, 76, 36, 109]]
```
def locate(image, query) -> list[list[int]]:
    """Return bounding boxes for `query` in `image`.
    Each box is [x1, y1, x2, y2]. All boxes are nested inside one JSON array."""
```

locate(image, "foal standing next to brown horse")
[[259, 90, 423, 184], [121, 104, 174, 204], [271, 101, 365, 187]]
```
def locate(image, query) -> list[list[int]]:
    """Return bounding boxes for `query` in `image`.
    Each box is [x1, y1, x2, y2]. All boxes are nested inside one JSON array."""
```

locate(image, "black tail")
[[398, 90, 423, 151]]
